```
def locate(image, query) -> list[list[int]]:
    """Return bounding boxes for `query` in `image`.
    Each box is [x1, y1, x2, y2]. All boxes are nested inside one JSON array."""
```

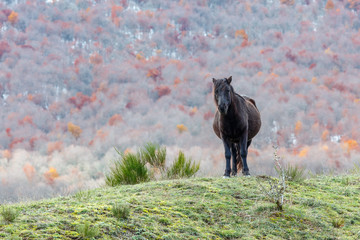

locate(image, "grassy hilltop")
[[0, 173, 360, 239]]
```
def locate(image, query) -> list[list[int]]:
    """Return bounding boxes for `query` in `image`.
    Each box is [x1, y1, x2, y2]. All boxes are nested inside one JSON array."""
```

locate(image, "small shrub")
[[76, 221, 100, 239], [6, 236, 22, 240], [1, 206, 19, 223], [256, 146, 286, 211], [74, 190, 91, 200], [350, 163, 360, 174], [276, 163, 306, 182], [300, 198, 322, 207], [341, 177, 350, 186], [112, 203, 130, 220], [141, 142, 166, 171], [158, 217, 171, 226], [331, 218, 345, 228], [105, 149, 150, 186], [167, 151, 200, 179]]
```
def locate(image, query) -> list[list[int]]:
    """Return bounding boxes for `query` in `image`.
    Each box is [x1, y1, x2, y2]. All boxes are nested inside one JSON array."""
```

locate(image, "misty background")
[[1, 0, 360, 203]]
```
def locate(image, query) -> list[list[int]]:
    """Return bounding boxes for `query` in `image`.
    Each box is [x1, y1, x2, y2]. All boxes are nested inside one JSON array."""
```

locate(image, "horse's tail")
[[235, 143, 243, 172]]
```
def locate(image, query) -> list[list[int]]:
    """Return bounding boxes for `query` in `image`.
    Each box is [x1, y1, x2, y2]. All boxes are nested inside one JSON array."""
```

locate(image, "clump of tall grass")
[[105, 149, 150, 186], [141, 142, 166, 171], [112, 203, 130, 220], [276, 163, 306, 182], [106, 143, 200, 187], [76, 221, 100, 239], [1, 206, 19, 224], [74, 189, 91, 200], [167, 151, 200, 179], [331, 218, 345, 228]]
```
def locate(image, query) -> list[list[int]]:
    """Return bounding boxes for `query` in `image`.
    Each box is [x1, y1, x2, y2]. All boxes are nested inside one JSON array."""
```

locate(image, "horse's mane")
[[216, 80, 258, 108], [233, 92, 258, 108]]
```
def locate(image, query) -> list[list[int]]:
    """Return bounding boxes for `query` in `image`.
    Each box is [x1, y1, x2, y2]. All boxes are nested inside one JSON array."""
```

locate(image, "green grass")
[[1, 174, 360, 239], [111, 203, 130, 220], [105, 150, 150, 186], [76, 221, 99, 239], [1, 206, 19, 224], [167, 151, 200, 179], [141, 142, 167, 171], [276, 163, 307, 182]]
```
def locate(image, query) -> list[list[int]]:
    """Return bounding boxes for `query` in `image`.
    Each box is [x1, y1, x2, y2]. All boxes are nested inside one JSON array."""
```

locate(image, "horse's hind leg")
[[240, 133, 250, 176], [222, 139, 231, 177], [247, 139, 252, 151], [231, 143, 237, 176]]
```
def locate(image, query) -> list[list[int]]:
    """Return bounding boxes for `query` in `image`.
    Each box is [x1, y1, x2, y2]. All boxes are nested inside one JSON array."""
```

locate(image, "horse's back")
[[242, 95, 258, 109], [236, 94, 261, 140]]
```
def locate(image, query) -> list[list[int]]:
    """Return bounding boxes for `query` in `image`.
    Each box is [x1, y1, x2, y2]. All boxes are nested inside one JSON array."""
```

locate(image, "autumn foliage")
[[23, 163, 35, 182], [67, 122, 82, 139], [108, 114, 123, 126], [43, 167, 59, 185]]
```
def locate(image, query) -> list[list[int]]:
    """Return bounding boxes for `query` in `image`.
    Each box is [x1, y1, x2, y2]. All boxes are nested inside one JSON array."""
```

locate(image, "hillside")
[[1, 174, 359, 239], [2, 0, 360, 202]]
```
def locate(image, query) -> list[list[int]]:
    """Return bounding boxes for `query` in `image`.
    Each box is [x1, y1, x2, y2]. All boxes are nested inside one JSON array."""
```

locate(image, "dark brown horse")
[[212, 76, 261, 176]]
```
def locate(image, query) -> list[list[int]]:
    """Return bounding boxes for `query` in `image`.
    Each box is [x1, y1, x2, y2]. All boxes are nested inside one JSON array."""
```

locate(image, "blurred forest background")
[[1, 0, 360, 202]]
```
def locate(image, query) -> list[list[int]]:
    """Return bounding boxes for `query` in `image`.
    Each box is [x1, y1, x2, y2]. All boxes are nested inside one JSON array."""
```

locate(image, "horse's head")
[[212, 76, 233, 115]]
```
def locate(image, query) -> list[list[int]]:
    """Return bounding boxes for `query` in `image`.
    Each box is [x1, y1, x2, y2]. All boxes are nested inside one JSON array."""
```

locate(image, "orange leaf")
[[343, 139, 358, 154], [177, 124, 188, 133], [23, 163, 36, 182], [47, 141, 63, 154], [298, 146, 309, 157], [325, 0, 334, 10], [8, 11, 18, 24], [155, 85, 171, 97], [321, 130, 329, 141], [44, 167, 59, 185], [1, 149, 11, 159], [68, 92, 92, 109], [111, 5, 123, 21], [294, 121, 302, 135], [235, 29, 248, 40], [136, 53, 145, 60], [147, 68, 161, 79], [189, 107, 197, 116], [108, 114, 123, 126], [89, 53, 103, 65], [174, 77, 181, 87], [18, 115, 33, 125], [67, 122, 82, 139], [95, 129, 108, 140], [280, 0, 295, 5]]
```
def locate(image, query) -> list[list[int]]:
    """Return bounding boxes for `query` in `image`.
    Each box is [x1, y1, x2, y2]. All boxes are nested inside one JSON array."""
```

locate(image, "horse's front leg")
[[240, 132, 250, 176], [222, 139, 231, 177]]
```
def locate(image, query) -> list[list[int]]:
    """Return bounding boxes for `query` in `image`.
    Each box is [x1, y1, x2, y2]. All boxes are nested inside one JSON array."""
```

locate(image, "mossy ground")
[[1, 174, 359, 239]]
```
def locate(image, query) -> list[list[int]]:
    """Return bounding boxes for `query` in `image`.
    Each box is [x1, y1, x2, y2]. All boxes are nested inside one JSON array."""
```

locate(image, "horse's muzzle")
[[218, 105, 228, 115]]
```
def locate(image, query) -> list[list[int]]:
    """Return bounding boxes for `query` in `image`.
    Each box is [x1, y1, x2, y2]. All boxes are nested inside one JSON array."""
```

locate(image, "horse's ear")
[[226, 76, 232, 84], [212, 78, 216, 84]]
